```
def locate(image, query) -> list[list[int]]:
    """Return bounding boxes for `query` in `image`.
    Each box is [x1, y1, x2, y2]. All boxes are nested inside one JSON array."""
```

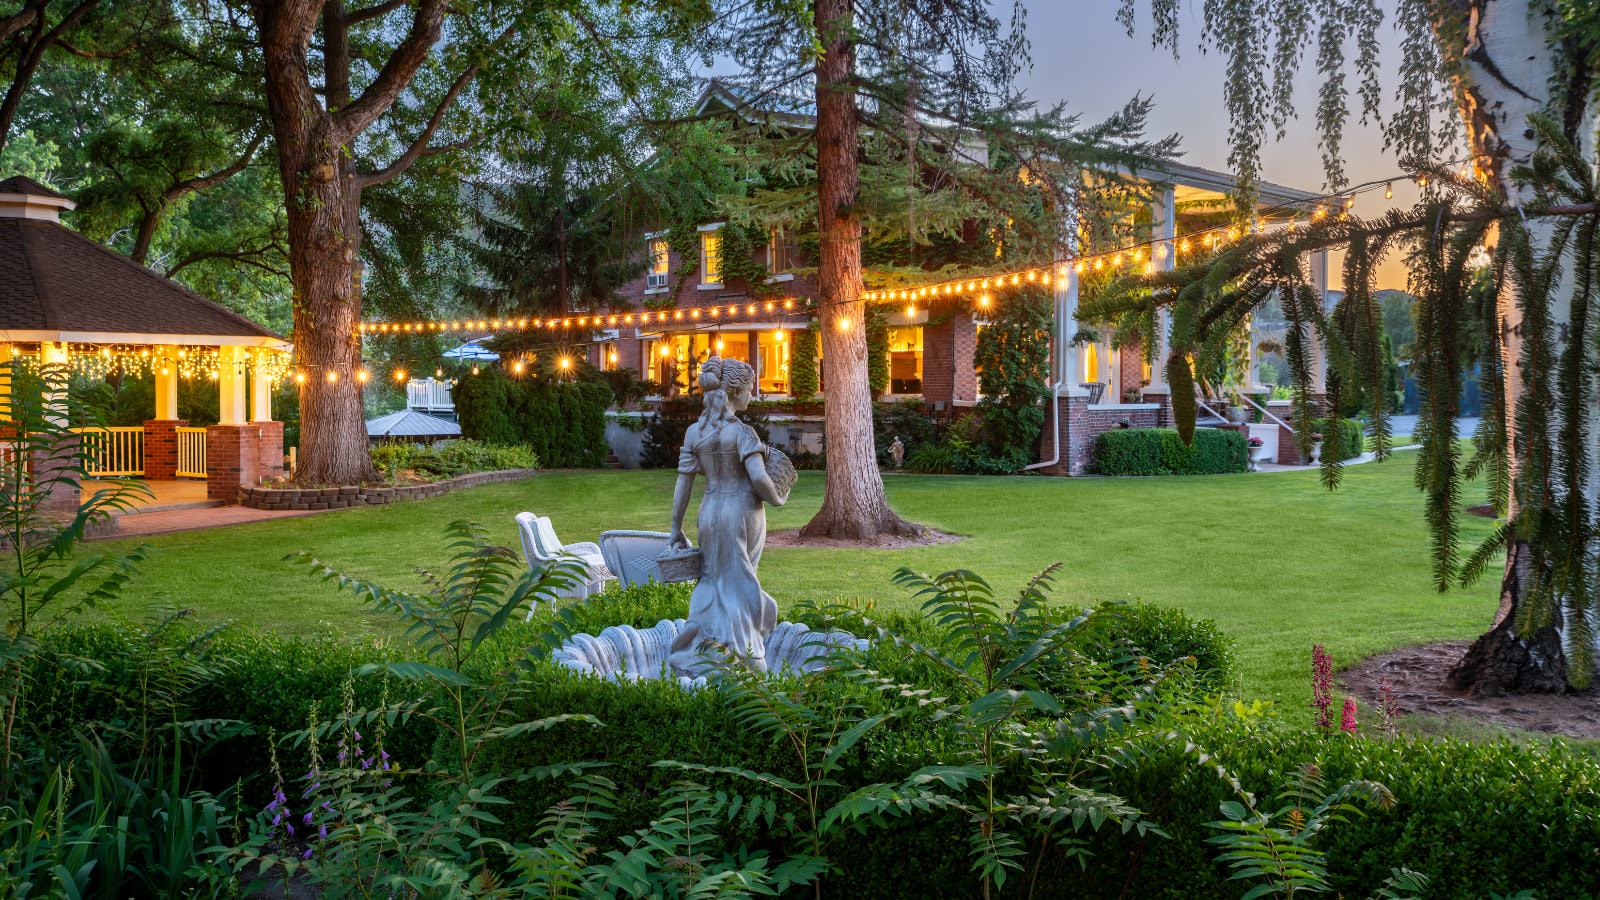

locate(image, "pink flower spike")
[[1340, 696, 1359, 733]]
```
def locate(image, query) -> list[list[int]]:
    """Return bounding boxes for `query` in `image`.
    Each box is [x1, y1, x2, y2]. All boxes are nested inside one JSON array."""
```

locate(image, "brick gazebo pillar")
[[142, 419, 186, 480], [30, 433, 82, 516], [254, 420, 285, 481], [206, 424, 261, 503]]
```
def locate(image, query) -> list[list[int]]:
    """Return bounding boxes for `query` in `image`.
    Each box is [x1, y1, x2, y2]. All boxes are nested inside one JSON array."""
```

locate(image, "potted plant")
[[1247, 435, 1268, 471]]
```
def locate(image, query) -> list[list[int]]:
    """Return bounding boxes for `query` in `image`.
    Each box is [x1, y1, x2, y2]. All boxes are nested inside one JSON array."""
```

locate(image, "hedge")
[[452, 368, 610, 466], [1312, 416, 1367, 461], [1093, 427, 1248, 475]]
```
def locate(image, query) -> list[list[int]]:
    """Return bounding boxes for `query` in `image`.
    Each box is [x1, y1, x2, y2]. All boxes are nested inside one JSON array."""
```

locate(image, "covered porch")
[[0, 175, 290, 508]]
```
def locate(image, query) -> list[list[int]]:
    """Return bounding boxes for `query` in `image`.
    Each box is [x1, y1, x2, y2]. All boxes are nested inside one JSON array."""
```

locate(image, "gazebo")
[[0, 175, 290, 508]]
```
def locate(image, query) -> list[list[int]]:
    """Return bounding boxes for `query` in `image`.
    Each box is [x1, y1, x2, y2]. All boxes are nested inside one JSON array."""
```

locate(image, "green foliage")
[[873, 399, 947, 466], [867, 308, 891, 397], [1083, 715, 1599, 898], [903, 435, 1031, 476], [789, 320, 820, 402], [451, 368, 610, 466], [1311, 418, 1367, 462], [639, 397, 771, 470], [973, 290, 1053, 456], [1093, 428, 1248, 476], [369, 440, 539, 481]]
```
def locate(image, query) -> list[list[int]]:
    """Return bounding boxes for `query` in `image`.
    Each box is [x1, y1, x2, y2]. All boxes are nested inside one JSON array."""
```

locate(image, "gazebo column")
[[206, 346, 260, 503], [251, 352, 284, 480], [33, 342, 80, 514], [143, 351, 186, 481]]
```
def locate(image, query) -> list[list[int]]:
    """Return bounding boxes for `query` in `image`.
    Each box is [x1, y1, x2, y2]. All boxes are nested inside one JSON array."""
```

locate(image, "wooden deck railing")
[[176, 427, 207, 478], [72, 426, 146, 477]]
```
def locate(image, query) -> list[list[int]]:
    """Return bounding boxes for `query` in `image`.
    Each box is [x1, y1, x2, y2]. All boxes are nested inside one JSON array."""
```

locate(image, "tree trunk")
[[800, 0, 918, 541], [1441, 0, 1597, 693], [258, 0, 377, 485]]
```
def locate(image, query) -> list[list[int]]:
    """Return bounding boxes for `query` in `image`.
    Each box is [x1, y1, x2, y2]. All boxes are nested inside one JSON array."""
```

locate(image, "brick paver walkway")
[[89, 504, 332, 540]]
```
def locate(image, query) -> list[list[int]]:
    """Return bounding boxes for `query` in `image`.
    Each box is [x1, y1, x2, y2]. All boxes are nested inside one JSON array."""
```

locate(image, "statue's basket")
[[656, 547, 703, 583]]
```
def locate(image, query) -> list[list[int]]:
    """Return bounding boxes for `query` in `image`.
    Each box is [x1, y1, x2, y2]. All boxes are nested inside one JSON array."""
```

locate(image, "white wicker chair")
[[515, 513, 613, 607], [598, 530, 674, 588]]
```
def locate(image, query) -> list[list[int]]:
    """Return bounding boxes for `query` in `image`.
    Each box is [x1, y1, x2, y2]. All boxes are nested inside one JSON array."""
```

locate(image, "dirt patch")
[[764, 527, 962, 551], [1342, 641, 1600, 739]]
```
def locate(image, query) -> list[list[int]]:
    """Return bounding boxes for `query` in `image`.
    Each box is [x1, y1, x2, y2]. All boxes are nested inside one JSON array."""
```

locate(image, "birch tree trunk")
[[800, 0, 917, 540], [1443, 0, 1599, 694]]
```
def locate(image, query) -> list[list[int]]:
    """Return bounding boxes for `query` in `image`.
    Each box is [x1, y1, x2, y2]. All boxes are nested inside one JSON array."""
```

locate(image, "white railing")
[[407, 378, 454, 411], [72, 426, 145, 477], [176, 427, 207, 478]]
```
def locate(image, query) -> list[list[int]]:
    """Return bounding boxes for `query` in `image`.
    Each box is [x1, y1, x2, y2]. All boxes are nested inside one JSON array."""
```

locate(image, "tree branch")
[[164, 131, 267, 202], [356, 61, 479, 188], [331, 0, 450, 142], [342, 0, 407, 25], [166, 243, 289, 279]]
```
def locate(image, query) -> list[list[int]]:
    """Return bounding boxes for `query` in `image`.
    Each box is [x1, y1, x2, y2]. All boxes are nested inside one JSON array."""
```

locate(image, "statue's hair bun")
[[699, 356, 723, 391]]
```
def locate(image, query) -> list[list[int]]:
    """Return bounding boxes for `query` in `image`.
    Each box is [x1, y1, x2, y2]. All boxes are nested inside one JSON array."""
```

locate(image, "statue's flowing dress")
[[668, 418, 777, 673]]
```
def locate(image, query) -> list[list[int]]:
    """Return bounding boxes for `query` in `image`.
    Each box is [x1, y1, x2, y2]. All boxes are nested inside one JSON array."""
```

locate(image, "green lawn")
[[85, 451, 1499, 724]]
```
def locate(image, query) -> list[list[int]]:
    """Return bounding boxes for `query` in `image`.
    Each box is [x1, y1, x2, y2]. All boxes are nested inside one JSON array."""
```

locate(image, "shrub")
[[873, 399, 947, 466], [1080, 716, 1600, 898], [1311, 416, 1366, 460], [973, 288, 1052, 456], [369, 439, 538, 480], [1093, 427, 1248, 475], [789, 319, 820, 401], [639, 397, 770, 469], [452, 367, 610, 466]]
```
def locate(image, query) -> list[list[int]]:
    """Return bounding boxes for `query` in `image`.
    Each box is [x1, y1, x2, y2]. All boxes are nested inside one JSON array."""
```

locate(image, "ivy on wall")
[[664, 221, 772, 302], [789, 318, 820, 400], [973, 288, 1053, 455], [866, 306, 890, 397]]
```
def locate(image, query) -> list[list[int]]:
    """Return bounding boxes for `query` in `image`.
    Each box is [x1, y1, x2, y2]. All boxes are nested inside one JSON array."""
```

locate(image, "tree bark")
[[799, 0, 918, 540], [1440, 0, 1598, 693], [255, 0, 452, 484]]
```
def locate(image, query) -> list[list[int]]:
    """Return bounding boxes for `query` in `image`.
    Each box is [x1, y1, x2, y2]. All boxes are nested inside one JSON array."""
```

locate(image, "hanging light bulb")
[[325, 370, 338, 383], [837, 316, 852, 332], [471, 365, 480, 376], [559, 356, 572, 371], [393, 369, 406, 382], [512, 359, 525, 374], [356, 369, 370, 383], [1384, 182, 1394, 200], [294, 371, 307, 384], [435, 368, 443, 378]]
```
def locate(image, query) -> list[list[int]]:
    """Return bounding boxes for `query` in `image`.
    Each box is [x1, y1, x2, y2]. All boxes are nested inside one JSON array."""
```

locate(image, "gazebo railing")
[[176, 427, 207, 478], [72, 426, 145, 477]]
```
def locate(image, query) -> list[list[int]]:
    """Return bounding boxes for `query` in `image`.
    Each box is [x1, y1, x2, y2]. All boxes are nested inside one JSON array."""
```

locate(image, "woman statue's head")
[[697, 355, 756, 428]]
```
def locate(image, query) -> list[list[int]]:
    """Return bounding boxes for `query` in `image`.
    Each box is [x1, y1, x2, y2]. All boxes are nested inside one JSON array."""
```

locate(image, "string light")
[[1384, 182, 1393, 199], [359, 297, 814, 333]]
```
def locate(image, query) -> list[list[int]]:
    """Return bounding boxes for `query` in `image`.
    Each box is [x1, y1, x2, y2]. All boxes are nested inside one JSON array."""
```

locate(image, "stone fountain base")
[[551, 619, 868, 689]]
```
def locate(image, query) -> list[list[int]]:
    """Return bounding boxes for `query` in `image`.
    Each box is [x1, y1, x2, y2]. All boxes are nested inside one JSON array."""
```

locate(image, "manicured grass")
[[84, 451, 1499, 724]]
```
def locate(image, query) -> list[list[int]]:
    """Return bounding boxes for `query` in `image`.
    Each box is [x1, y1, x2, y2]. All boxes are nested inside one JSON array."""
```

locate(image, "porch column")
[[250, 351, 284, 480], [1307, 249, 1330, 396], [154, 351, 178, 420], [143, 350, 185, 480], [1054, 266, 1087, 399], [250, 351, 273, 422], [1143, 186, 1176, 398], [40, 341, 69, 425], [217, 346, 248, 425], [33, 342, 79, 514]]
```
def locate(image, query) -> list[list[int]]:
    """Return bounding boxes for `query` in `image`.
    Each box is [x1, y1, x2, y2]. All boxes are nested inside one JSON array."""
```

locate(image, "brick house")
[[586, 87, 1333, 474]]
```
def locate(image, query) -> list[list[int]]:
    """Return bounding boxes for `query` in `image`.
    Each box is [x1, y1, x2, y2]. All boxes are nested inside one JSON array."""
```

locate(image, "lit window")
[[647, 239, 669, 290], [701, 230, 723, 286]]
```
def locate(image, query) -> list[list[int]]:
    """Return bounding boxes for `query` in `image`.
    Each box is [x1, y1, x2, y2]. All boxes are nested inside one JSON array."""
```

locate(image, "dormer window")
[[699, 223, 725, 289], [646, 236, 669, 291]]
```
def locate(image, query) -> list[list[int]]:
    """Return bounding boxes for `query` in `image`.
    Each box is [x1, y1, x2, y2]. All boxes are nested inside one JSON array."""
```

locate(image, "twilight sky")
[[1010, 0, 1440, 289]]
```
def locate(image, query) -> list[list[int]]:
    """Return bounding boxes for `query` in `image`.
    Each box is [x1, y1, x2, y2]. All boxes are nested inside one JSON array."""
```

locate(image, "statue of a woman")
[[667, 356, 789, 674]]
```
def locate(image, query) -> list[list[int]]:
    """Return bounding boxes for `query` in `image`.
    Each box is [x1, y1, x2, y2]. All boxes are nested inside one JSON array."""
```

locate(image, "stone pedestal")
[[142, 419, 187, 480], [205, 424, 261, 503]]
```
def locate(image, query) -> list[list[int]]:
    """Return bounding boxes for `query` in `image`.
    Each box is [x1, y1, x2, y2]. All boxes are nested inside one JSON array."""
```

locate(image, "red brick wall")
[[30, 434, 81, 515], [206, 424, 261, 503], [143, 419, 187, 480], [255, 420, 285, 480], [920, 304, 977, 408], [1035, 395, 1163, 475], [1118, 337, 1145, 401]]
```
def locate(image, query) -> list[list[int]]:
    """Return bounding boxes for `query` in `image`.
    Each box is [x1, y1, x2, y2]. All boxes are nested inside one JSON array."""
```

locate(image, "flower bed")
[[238, 467, 536, 510]]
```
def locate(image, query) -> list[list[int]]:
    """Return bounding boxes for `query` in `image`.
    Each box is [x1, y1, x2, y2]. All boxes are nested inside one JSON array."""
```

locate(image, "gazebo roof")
[[366, 409, 462, 439], [0, 176, 285, 348]]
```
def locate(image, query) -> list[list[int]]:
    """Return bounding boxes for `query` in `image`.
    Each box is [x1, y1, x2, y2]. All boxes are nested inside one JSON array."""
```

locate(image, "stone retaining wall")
[[238, 468, 537, 511]]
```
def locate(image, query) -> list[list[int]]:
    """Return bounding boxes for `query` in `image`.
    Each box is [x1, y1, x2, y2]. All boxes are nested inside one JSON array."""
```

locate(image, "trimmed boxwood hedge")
[[1312, 416, 1367, 461], [452, 368, 610, 466], [1093, 427, 1248, 475], [27, 586, 1600, 897]]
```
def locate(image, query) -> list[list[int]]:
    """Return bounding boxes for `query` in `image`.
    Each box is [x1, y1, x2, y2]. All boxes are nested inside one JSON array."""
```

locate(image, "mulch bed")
[[764, 527, 961, 551], [1342, 640, 1600, 739]]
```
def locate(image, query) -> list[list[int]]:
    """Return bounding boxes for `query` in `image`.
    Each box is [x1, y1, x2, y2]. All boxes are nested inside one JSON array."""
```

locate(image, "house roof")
[[366, 409, 462, 439], [0, 215, 284, 345]]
